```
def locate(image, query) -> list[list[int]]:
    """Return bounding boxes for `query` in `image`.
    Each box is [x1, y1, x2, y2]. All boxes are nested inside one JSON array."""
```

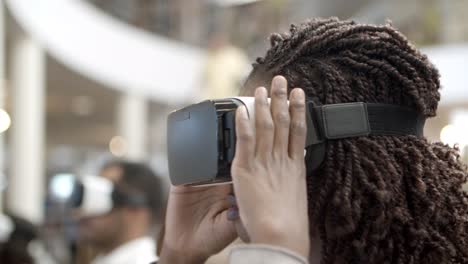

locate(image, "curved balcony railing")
[[6, 0, 206, 103]]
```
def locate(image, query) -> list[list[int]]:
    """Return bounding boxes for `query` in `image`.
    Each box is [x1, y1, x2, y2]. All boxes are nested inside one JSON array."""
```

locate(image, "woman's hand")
[[231, 76, 310, 257], [158, 185, 237, 264]]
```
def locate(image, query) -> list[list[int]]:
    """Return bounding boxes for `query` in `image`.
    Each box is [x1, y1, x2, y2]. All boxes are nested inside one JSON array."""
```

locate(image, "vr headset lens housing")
[[167, 99, 243, 185], [167, 97, 425, 186], [71, 175, 114, 218], [68, 175, 149, 218]]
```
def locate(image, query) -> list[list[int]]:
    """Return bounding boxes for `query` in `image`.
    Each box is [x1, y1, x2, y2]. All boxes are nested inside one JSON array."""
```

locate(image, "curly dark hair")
[[242, 17, 468, 264]]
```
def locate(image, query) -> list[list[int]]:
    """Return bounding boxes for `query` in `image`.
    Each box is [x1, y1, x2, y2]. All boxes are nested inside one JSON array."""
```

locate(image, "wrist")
[[159, 244, 208, 264], [250, 221, 309, 258], [251, 237, 309, 259]]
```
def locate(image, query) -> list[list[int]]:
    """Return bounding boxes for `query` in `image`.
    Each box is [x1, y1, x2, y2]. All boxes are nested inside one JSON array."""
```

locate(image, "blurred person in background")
[[201, 31, 250, 99], [0, 173, 56, 264], [158, 17, 468, 264], [0, 214, 36, 264], [0, 213, 56, 264], [78, 160, 165, 264]]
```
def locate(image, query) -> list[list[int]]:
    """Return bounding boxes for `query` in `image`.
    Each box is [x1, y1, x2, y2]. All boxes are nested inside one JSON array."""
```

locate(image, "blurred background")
[[0, 0, 467, 263]]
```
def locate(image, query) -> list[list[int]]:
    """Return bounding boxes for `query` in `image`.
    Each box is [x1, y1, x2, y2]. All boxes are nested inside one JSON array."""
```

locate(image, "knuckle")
[[272, 151, 286, 161], [256, 98, 269, 107], [290, 120, 306, 135], [275, 112, 290, 126], [290, 100, 306, 111], [259, 120, 274, 130], [232, 164, 251, 175], [237, 131, 254, 142], [237, 113, 249, 122], [272, 87, 287, 98]]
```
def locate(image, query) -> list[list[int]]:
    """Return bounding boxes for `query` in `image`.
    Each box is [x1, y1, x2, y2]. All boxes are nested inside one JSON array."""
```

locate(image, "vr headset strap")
[[112, 188, 148, 208], [305, 102, 425, 170]]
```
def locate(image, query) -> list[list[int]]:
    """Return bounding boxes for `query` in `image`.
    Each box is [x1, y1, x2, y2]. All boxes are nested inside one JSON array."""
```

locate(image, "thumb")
[[213, 209, 238, 244], [234, 219, 251, 243]]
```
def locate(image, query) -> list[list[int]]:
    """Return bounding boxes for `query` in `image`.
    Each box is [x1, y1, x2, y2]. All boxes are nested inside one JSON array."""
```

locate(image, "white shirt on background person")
[[91, 236, 157, 264]]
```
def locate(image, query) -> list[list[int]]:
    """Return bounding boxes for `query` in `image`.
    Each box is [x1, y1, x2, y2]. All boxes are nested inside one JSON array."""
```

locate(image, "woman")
[[159, 17, 468, 263]]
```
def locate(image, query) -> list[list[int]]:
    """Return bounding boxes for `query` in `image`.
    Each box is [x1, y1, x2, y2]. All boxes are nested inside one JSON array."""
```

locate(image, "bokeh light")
[[0, 109, 11, 134], [49, 173, 75, 201], [109, 136, 128, 157]]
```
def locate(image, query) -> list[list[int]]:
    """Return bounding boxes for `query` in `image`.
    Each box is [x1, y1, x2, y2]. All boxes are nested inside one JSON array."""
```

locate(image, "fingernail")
[[227, 207, 239, 221], [255, 87, 267, 97], [273, 76, 286, 88], [292, 88, 305, 100]]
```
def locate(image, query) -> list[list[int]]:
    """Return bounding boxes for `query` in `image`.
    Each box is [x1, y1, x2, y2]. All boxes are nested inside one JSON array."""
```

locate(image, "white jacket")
[[229, 244, 308, 264], [154, 244, 307, 264], [91, 236, 157, 264]]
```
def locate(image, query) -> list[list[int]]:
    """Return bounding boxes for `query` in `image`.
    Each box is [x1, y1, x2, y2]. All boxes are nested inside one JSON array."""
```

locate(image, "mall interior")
[[0, 0, 468, 263]]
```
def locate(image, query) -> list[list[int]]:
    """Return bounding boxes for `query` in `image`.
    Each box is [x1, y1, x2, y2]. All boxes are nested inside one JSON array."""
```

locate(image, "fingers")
[[270, 76, 290, 155], [288, 88, 307, 160], [216, 210, 238, 244], [226, 196, 251, 242], [237, 76, 306, 163], [254, 87, 274, 156], [234, 105, 255, 169]]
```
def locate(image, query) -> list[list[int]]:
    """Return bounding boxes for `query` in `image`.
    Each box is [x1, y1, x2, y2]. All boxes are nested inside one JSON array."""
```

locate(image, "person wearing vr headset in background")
[[157, 17, 468, 264], [0, 212, 56, 263], [76, 160, 165, 264]]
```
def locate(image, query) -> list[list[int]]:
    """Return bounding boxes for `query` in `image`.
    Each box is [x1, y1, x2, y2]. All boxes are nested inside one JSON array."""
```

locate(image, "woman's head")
[[243, 17, 468, 263]]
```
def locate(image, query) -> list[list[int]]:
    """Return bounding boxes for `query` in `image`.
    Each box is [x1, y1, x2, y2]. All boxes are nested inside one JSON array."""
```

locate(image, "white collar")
[[91, 236, 158, 264]]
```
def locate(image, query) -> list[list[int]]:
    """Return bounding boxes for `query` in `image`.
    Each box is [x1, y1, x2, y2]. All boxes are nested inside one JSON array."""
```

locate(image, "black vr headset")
[[167, 97, 425, 186], [68, 175, 147, 218]]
